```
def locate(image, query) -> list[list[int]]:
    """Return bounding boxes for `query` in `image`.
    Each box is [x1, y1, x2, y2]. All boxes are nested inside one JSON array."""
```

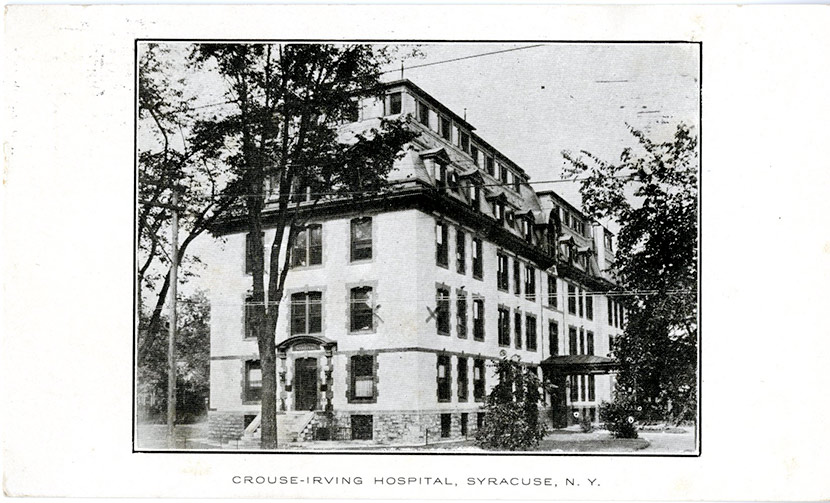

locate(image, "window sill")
[[473, 337, 485, 342], [436, 262, 449, 269], [348, 397, 377, 404], [289, 263, 325, 271], [473, 274, 483, 281], [242, 400, 261, 406], [438, 399, 451, 403], [349, 329, 377, 336], [350, 258, 374, 265], [437, 331, 450, 337]]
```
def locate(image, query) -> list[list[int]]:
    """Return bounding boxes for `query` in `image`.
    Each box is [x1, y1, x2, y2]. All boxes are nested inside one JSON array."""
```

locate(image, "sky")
[[377, 43, 700, 208]]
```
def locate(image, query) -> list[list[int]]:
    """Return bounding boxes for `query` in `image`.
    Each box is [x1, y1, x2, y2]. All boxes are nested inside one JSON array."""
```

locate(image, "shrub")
[[476, 357, 547, 450], [598, 399, 640, 439], [579, 411, 594, 433]]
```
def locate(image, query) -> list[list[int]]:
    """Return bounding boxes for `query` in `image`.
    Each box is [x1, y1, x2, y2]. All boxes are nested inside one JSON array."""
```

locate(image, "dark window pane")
[[290, 293, 306, 335], [351, 218, 372, 261], [437, 355, 451, 401], [458, 358, 468, 401], [418, 101, 429, 126], [350, 287, 373, 332], [308, 225, 322, 265], [436, 288, 450, 335], [457, 293, 467, 338], [308, 292, 322, 333], [549, 321, 559, 356], [388, 92, 402, 115], [587, 332, 594, 356], [514, 312, 522, 349], [569, 327, 578, 355], [245, 360, 262, 402], [473, 299, 484, 341], [456, 229, 466, 274], [440, 116, 451, 140]]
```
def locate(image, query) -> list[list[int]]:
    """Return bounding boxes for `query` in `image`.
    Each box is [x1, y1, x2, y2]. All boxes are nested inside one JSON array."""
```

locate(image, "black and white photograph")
[[135, 41, 700, 454], [4, 5, 830, 500]]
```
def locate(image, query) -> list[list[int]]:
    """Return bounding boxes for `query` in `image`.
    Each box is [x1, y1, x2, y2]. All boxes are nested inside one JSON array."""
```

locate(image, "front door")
[[294, 358, 318, 411]]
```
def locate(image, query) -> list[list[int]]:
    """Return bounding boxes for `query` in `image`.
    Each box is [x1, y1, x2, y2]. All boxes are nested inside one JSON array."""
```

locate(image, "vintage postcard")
[[2, 4, 829, 501]]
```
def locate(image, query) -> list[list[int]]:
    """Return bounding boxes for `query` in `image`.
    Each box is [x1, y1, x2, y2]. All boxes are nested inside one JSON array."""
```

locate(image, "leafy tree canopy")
[[563, 124, 698, 423]]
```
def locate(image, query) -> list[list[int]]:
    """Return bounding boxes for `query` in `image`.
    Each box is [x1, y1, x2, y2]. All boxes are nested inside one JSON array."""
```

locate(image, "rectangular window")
[[526, 314, 537, 351], [469, 185, 481, 210], [609, 335, 615, 356], [547, 275, 558, 309], [344, 99, 359, 123], [473, 359, 486, 401], [459, 131, 470, 153], [244, 295, 259, 339], [605, 233, 613, 252], [244, 360, 262, 402], [245, 232, 263, 275], [497, 253, 509, 290], [579, 328, 585, 355], [620, 306, 625, 327], [418, 101, 430, 126], [568, 284, 577, 314], [578, 288, 584, 317], [513, 173, 521, 192], [291, 224, 322, 267], [514, 311, 523, 349], [461, 412, 468, 436], [457, 358, 468, 402], [290, 291, 322, 335], [472, 238, 483, 279], [523, 218, 533, 242], [569, 375, 578, 402], [456, 291, 468, 339], [440, 116, 451, 141], [587, 331, 595, 356], [350, 217, 372, 261], [388, 92, 402, 115], [441, 413, 451, 437], [470, 145, 479, 166], [351, 355, 375, 400], [436, 221, 449, 267], [586, 293, 593, 320], [499, 164, 508, 184], [437, 355, 451, 402], [485, 156, 495, 176], [614, 301, 620, 328], [351, 415, 373, 440], [472, 299, 485, 341], [549, 321, 559, 356], [608, 298, 614, 325], [580, 375, 586, 402], [456, 229, 466, 274], [513, 259, 521, 296], [436, 287, 450, 335], [569, 326, 578, 355], [588, 375, 596, 401], [525, 265, 536, 301], [494, 201, 505, 223], [350, 286, 374, 332], [497, 307, 510, 346]]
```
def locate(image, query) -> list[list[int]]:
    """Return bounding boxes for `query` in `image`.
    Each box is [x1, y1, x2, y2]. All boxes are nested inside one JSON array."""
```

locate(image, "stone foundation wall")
[[208, 411, 245, 441], [322, 410, 480, 444]]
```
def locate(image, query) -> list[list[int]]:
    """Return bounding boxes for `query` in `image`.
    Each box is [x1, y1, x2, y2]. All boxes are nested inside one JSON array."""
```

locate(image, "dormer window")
[[436, 163, 447, 189], [418, 101, 430, 127], [470, 145, 479, 166], [448, 170, 459, 191], [522, 218, 533, 243], [485, 156, 495, 176], [440, 116, 451, 141], [387, 92, 402, 115], [499, 164, 508, 184], [469, 184, 481, 210], [494, 201, 505, 223], [459, 131, 470, 153]]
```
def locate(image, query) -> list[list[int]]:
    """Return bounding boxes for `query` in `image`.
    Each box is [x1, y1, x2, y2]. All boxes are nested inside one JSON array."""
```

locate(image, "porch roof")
[[540, 354, 619, 375]]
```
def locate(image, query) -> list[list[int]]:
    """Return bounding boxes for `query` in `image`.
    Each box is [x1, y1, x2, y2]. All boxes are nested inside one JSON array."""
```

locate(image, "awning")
[[540, 355, 619, 375]]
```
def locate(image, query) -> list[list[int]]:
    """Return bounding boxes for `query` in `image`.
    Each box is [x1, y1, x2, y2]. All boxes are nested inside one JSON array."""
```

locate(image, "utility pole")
[[138, 176, 183, 448], [166, 187, 179, 446]]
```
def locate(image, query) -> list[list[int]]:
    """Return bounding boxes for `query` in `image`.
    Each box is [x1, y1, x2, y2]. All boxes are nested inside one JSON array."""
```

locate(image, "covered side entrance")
[[541, 355, 618, 428]]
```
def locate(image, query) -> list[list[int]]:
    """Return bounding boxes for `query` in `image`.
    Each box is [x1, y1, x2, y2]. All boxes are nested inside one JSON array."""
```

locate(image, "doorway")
[[294, 357, 318, 411]]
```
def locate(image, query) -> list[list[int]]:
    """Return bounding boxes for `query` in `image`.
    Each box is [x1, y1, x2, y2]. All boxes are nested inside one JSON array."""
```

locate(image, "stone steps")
[[242, 411, 316, 447]]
